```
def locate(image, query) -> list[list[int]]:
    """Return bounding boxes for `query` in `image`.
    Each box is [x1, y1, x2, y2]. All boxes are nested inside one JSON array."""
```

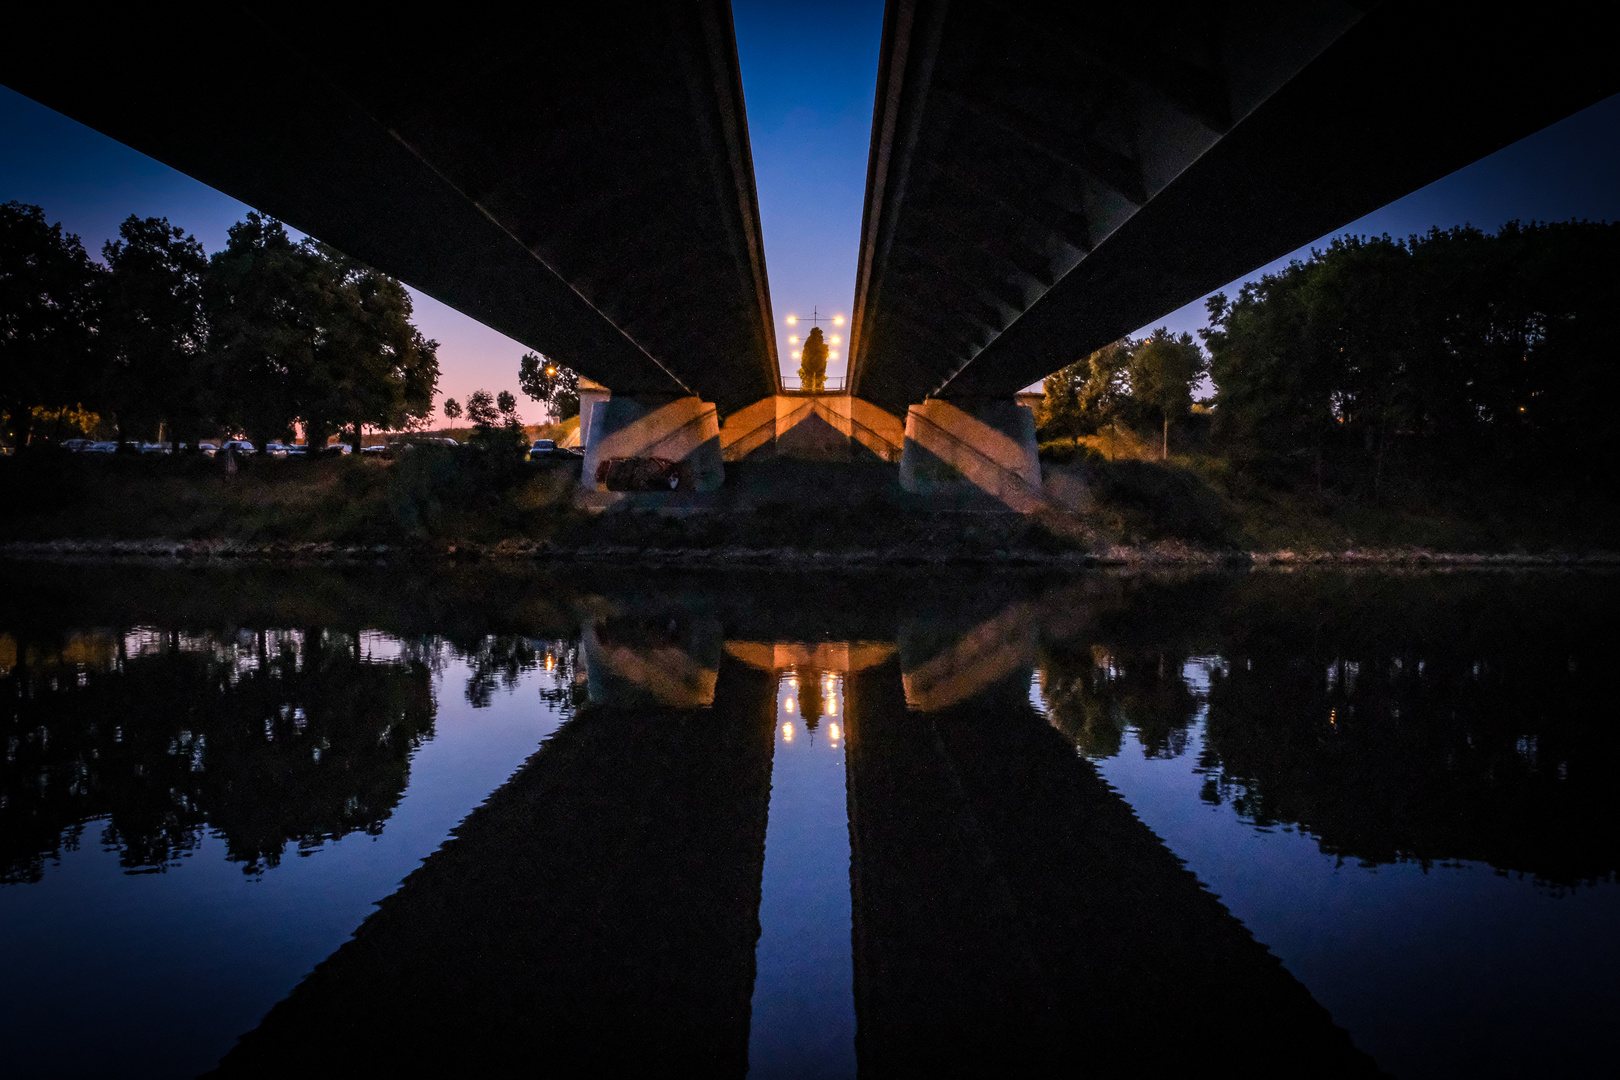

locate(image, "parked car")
[[284, 444, 308, 457], [139, 442, 172, 455], [529, 439, 577, 461], [196, 442, 219, 456], [221, 440, 257, 455], [263, 440, 292, 457], [85, 441, 118, 454], [595, 456, 688, 491], [361, 444, 390, 455], [60, 438, 93, 452], [322, 443, 352, 455]]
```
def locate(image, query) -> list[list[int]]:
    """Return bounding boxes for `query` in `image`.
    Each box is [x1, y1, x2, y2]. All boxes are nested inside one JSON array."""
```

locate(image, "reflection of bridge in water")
[[211, 591, 1375, 1076]]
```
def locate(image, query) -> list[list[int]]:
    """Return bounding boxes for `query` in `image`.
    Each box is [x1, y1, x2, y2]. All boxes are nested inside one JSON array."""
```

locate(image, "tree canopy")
[[1, 204, 439, 450], [517, 352, 579, 420], [799, 326, 828, 392], [1203, 220, 1620, 486], [0, 202, 103, 447]]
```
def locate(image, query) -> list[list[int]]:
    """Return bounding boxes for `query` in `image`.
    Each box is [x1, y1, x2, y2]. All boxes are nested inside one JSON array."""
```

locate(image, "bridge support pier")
[[898, 398, 1041, 510], [581, 394, 724, 492]]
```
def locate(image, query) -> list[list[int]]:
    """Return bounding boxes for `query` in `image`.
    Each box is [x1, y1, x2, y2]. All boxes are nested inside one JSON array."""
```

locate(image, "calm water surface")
[[1, 564, 1615, 1077]]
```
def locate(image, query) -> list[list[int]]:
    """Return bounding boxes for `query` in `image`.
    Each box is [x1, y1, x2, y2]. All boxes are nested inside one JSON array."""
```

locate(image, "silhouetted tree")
[[465, 389, 498, 428], [0, 202, 104, 448], [1203, 221, 1620, 490], [442, 397, 462, 421], [101, 215, 209, 447], [518, 351, 580, 420], [1129, 328, 1207, 460], [202, 213, 315, 449]]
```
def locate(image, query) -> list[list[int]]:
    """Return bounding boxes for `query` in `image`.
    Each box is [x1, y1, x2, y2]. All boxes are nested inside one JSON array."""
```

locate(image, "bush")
[[388, 435, 529, 535], [1088, 459, 1231, 545]]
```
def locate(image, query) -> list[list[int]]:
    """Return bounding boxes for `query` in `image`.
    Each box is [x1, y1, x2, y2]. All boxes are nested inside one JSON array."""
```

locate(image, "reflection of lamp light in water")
[[828, 723, 841, 741], [827, 697, 838, 716], [785, 697, 795, 713], [545, 654, 555, 671], [782, 723, 793, 741]]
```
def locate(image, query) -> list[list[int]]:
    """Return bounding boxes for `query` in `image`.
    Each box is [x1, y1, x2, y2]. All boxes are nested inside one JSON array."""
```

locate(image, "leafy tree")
[[1203, 221, 1620, 490], [1037, 339, 1134, 451], [202, 213, 317, 449], [300, 245, 439, 451], [0, 202, 104, 448], [518, 351, 579, 420], [101, 215, 209, 446], [497, 390, 517, 418], [1128, 328, 1207, 459], [799, 326, 828, 391], [442, 397, 462, 421], [465, 389, 498, 428]]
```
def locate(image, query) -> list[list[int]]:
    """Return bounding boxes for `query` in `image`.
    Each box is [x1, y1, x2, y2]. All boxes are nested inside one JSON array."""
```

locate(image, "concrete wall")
[[718, 395, 905, 464], [580, 395, 724, 492], [899, 399, 1043, 512]]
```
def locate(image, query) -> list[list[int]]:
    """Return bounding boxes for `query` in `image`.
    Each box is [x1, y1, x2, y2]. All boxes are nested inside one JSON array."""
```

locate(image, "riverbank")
[[4, 536, 1617, 569], [3, 450, 1615, 566]]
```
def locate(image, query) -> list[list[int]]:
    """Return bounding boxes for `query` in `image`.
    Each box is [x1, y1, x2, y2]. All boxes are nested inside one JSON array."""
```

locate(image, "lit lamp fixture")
[[786, 315, 798, 325], [828, 351, 838, 361], [833, 315, 844, 325], [788, 335, 799, 344], [791, 351, 801, 360], [829, 335, 840, 344]]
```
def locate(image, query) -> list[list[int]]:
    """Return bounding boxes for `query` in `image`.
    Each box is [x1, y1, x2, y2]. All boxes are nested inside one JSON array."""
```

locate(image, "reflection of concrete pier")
[[210, 657, 776, 1077]]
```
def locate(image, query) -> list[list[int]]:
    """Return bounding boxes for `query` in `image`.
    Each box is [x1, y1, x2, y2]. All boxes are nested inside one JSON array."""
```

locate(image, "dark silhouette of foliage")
[[1203, 221, 1620, 490], [0, 202, 104, 448], [518, 351, 580, 420], [101, 215, 209, 446]]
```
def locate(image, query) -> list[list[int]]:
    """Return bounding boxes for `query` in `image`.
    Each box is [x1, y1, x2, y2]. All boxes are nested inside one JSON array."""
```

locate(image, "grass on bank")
[[1040, 424, 1620, 553], [2, 430, 1614, 555]]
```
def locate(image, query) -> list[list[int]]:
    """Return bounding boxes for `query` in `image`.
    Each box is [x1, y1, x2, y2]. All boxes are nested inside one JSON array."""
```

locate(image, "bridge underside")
[[848, 0, 1620, 414], [2, 5, 780, 415]]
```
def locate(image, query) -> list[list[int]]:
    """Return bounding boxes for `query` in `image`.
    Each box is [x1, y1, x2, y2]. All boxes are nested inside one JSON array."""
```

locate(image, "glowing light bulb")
[[788, 335, 798, 344], [786, 315, 797, 324], [833, 315, 844, 325], [829, 335, 840, 344], [829, 351, 838, 360], [792, 351, 801, 360]]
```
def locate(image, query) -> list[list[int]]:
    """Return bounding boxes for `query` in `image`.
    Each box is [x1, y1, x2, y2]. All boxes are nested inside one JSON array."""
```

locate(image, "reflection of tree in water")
[[1038, 643, 1200, 760], [1033, 573, 1620, 889], [461, 637, 581, 714], [1200, 643, 1620, 887], [0, 628, 434, 882]]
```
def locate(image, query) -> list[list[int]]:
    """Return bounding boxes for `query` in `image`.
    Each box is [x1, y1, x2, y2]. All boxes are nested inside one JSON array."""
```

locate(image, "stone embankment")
[[3, 537, 1616, 569]]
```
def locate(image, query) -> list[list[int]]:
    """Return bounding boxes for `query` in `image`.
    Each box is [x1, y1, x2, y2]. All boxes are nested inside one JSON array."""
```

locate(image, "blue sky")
[[3, 6, 1618, 415]]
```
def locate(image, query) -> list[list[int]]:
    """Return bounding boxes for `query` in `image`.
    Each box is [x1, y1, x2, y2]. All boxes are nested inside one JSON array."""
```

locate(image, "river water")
[[1, 562, 1615, 1077]]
